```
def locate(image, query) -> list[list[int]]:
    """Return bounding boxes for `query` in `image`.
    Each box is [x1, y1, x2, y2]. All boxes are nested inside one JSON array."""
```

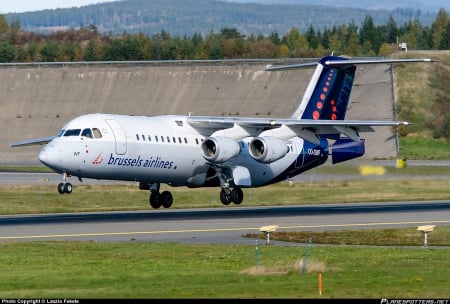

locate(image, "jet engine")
[[201, 136, 241, 163], [249, 136, 289, 163]]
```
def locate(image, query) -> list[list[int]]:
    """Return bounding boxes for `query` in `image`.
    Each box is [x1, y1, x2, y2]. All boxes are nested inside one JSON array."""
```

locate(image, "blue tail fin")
[[289, 56, 356, 121], [265, 55, 435, 122]]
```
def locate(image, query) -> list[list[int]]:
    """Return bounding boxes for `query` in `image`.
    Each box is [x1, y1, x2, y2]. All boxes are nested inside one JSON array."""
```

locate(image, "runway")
[[1, 201, 449, 244]]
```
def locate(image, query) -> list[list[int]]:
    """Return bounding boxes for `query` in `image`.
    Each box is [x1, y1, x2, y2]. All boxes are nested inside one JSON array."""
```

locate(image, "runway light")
[[259, 225, 278, 245], [417, 225, 436, 248]]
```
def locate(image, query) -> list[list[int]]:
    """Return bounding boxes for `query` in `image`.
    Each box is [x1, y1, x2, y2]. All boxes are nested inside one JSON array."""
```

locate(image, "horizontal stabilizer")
[[266, 57, 436, 71]]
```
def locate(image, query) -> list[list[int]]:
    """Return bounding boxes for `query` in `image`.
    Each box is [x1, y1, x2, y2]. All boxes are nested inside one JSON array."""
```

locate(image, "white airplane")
[[10, 55, 434, 208]]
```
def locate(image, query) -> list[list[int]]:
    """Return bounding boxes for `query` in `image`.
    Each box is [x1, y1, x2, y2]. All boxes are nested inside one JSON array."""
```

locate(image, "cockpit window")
[[63, 129, 81, 136], [92, 128, 102, 138], [81, 128, 93, 138]]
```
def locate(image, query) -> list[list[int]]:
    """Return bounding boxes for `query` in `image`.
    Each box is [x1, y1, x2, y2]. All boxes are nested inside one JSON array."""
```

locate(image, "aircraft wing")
[[187, 116, 408, 144], [9, 136, 56, 147]]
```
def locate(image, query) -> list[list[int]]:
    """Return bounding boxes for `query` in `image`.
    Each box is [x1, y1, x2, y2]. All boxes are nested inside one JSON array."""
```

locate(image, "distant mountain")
[[225, 0, 450, 12], [5, 0, 446, 37]]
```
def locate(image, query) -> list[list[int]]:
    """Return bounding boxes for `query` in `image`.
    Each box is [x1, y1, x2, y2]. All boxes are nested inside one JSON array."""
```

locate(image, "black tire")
[[220, 189, 232, 205], [58, 183, 65, 194], [64, 183, 73, 194], [230, 188, 243, 204], [149, 192, 161, 209], [160, 191, 173, 208]]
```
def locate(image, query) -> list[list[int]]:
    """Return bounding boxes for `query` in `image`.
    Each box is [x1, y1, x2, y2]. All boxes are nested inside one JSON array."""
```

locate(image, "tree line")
[[0, 8, 449, 63]]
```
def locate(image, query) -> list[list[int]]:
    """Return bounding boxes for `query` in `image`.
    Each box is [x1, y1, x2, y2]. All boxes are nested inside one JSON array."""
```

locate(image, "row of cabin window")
[[136, 134, 203, 145]]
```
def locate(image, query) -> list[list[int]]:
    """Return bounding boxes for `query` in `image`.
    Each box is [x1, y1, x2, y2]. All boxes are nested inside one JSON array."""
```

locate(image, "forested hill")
[[4, 0, 442, 37]]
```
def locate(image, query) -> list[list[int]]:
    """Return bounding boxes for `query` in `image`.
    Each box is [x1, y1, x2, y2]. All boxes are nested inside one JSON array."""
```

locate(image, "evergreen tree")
[[0, 41, 15, 62], [431, 8, 450, 49], [439, 22, 450, 49], [359, 15, 378, 54], [39, 40, 59, 62], [345, 31, 361, 56], [305, 24, 318, 49], [385, 14, 399, 44], [269, 32, 281, 45], [321, 27, 330, 50], [123, 35, 143, 60], [84, 39, 98, 61]]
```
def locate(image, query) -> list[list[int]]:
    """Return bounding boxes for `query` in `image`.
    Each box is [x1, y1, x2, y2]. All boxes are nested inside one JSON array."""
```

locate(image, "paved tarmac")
[[1, 201, 449, 244]]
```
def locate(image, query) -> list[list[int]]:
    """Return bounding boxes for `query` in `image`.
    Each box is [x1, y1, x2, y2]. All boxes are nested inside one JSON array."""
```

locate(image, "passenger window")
[[148, 135, 151, 141], [64, 129, 81, 136], [142, 134, 146, 141], [81, 128, 93, 138], [136, 134, 140, 140], [161, 136, 164, 142], [92, 128, 102, 138]]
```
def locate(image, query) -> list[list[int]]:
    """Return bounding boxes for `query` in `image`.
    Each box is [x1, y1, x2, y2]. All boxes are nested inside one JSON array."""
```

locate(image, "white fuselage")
[[38, 113, 309, 188]]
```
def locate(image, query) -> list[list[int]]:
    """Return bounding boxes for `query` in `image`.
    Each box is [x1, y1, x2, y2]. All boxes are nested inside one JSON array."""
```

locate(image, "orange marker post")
[[318, 272, 323, 295]]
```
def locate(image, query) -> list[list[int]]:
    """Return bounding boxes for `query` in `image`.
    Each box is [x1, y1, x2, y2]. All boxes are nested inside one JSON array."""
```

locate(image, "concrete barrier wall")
[[0, 61, 398, 163]]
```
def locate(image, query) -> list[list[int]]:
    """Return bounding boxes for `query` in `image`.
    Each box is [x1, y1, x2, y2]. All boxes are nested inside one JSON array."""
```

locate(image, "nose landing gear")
[[140, 182, 174, 209], [57, 172, 73, 194]]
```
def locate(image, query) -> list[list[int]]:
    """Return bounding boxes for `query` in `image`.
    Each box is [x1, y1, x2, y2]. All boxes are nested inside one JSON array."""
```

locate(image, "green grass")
[[1, 176, 450, 214], [399, 136, 450, 160], [0, 241, 448, 298], [0, 150, 449, 298], [0, 165, 53, 173], [394, 51, 450, 155], [250, 226, 450, 246]]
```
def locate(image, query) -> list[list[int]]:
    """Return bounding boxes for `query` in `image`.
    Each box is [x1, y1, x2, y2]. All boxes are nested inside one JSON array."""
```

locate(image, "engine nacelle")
[[249, 136, 289, 163], [200, 136, 241, 163]]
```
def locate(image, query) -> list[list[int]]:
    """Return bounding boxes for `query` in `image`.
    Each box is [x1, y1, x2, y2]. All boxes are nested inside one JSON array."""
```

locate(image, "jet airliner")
[[10, 56, 434, 208]]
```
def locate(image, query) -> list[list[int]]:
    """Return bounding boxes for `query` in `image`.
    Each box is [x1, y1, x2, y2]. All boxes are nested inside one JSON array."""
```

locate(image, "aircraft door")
[[105, 119, 127, 155]]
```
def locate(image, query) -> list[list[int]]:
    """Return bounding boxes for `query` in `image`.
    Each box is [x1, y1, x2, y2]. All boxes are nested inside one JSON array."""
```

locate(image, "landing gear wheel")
[[160, 191, 173, 208], [220, 189, 232, 205], [63, 183, 73, 194], [58, 183, 65, 194], [230, 188, 243, 204], [58, 182, 73, 194], [149, 192, 161, 209]]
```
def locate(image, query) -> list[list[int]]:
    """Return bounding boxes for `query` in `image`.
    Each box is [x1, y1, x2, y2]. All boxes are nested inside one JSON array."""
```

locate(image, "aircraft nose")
[[38, 143, 60, 169]]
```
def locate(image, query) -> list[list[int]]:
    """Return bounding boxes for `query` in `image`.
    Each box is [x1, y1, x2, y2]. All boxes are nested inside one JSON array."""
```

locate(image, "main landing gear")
[[140, 181, 243, 209], [140, 182, 173, 209], [57, 172, 73, 194], [210, 165, 244, 206], [219, 187, 243, 205]]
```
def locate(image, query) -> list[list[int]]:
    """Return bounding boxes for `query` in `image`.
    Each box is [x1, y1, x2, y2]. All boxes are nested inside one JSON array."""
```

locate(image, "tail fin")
[[297, 56, 355, 120], [266, 56, 356, 120], [266, 56, 435, 121]]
